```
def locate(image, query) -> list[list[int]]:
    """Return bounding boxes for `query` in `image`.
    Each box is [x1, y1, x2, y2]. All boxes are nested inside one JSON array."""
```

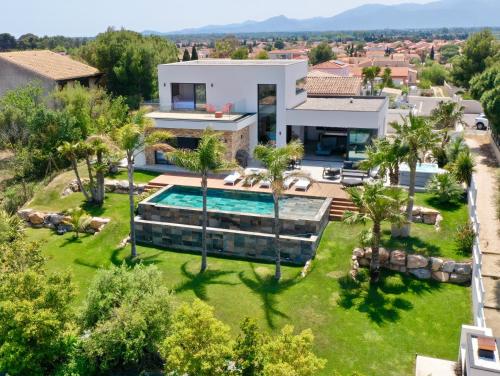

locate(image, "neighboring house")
[[137, 59, 388, 167], [350, 66, 417, 86], [0, 50, 101, 97], [311, 60, 351, 77], [306, 70, 362, 97], [268, 49, 308, 60]]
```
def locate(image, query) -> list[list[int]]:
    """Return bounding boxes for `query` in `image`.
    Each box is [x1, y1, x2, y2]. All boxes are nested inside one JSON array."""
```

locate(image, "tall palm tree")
[[393, 114, 439, 236], [57, 141, 91, 202], [244, 140, 305, 280], [362, 66, 381, 95], [168, 128, 237, 272], [85, 135, 117, 206], [361, 137, 407, 186], [343, 182, 407, 283], [430, 101, 465, 130], [115, 112, 174, 258]]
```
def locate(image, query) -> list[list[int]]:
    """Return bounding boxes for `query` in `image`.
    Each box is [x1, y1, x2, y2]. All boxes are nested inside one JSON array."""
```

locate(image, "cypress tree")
[[191, 45, 198, 60], [182, 48, 190, 62]]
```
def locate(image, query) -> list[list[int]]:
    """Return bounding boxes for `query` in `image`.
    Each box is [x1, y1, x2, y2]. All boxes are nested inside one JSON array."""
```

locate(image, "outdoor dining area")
[[322, 160, 374, 187]]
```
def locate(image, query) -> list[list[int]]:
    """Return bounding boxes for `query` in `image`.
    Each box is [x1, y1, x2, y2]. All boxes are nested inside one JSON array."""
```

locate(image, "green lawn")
[[24, 173, 472, 375]]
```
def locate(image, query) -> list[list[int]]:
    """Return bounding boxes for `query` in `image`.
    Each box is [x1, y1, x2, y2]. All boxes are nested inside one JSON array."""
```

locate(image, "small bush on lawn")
[[455, 222, 475, 255], [426, 173, 464, 204]]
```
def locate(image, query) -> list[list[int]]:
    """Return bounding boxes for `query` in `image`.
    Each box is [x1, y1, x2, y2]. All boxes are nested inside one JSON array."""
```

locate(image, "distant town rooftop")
[[0, 50, 100, 81], [163, 59, 305, 66], [292, 97, 386, 112]]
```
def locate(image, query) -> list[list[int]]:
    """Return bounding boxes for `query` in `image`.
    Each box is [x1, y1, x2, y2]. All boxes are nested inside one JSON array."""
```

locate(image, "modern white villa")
[[136, 59, 388, 168]]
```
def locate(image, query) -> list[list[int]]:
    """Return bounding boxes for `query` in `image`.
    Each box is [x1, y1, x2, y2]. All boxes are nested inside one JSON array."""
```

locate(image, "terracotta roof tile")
[[306, 72, 362, 96], [0, 50, 100, 81]]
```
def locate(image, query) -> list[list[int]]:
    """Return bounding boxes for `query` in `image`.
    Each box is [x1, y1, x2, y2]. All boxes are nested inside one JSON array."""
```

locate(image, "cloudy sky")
[[2, 0, 435, 37]]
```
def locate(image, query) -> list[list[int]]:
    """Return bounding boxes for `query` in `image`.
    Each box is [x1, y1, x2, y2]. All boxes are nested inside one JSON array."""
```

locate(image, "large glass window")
[[258, 84, 277, 144], [171, 83, 206, 110], [348, 129, 377, 161], [155, 137, 200, 165]]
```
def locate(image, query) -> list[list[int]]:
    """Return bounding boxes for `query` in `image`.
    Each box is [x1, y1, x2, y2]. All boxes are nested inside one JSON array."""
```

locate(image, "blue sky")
[[2, 0, 434, 37]]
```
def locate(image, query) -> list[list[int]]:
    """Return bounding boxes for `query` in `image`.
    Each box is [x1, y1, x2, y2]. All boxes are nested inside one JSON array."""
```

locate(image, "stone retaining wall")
[[63, 179, 146, 196], [351, 247, 472, 284]]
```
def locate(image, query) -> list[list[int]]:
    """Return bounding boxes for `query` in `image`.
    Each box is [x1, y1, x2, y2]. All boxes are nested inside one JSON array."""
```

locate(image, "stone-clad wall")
[[135, 218, 319, 265], [138, 202, 326, 236], [351, 247, 472, 284], [145, 126, 250, 165]]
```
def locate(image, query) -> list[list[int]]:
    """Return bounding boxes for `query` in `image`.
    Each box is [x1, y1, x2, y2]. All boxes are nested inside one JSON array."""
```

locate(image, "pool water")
[[151, 185, 276, 215], [399, 162, 441, 173]]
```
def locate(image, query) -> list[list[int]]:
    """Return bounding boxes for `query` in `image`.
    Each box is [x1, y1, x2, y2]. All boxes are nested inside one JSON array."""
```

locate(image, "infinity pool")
[[148, 185, 325, 219]]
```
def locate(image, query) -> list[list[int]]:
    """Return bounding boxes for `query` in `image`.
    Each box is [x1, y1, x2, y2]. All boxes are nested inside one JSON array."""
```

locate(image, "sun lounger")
[[295, 178, 311, 191], [259, 179, 271, 188], [283, 176, 296, 189], [224, 172, 241, 185]]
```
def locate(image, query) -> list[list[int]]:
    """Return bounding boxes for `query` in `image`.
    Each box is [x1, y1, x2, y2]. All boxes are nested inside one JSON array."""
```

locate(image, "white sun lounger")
[[283, 176, 296, 189], [295, 178, 311, 191], [259, 179, 271, 188], [224, 172, 241, 185]]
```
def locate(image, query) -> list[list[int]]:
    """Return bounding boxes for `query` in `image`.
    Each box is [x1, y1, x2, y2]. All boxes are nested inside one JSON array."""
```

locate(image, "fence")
[[468, 177, 486, 327]]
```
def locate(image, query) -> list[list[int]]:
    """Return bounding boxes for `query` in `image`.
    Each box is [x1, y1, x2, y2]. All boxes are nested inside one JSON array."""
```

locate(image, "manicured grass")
[[25, 175, 471, 375], [107, 169, 161, 183]]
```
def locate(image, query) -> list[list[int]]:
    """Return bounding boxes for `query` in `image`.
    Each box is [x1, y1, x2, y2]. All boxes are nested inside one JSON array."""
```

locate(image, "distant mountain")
[[146, 0, 500, 35]]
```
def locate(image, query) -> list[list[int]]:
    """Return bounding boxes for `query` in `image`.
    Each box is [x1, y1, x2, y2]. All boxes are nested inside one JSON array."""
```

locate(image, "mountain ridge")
[[144, 0, 500, 35]]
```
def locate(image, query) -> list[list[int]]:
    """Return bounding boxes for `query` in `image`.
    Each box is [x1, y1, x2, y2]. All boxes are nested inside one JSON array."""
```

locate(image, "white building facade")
[[138, 59, 388, 167]]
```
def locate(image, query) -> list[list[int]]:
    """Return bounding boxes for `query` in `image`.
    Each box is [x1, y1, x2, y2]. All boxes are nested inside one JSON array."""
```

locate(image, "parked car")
[[475, 113, 489, 130]]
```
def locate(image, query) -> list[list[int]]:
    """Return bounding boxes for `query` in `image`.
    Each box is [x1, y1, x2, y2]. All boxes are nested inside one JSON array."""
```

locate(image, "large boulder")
[[352, 248, 364, 258], [89, 217, 111, 232], [17, 208, 34, 221], [430, 257, 444, 271], [359, 258, 370, 267], [432, 271, 450, 282], [442, 260, 456, 273], [449, 273, 471, 284], [421, 208, 440, 225], [409, 268, 431, 279], [454, 263, 472, 275], [407, 254, 428, 269], [28, 211, 46, 225], [390, 250, 406, 266], [47, 213, 65, 226], [364, 248, 372, 259]]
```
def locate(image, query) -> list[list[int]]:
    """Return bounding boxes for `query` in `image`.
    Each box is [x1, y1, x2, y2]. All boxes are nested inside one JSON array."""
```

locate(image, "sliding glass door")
[[171, 83, 206, 110], [258, 84, 277, 144]]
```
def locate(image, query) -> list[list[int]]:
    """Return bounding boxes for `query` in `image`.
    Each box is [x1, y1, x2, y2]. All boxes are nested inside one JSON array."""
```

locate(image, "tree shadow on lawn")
[[174, 261, 237, 301], [58, 233, 91, 247], [423, 196, 464, 213], [238, 264, 300, 329], [381, 230, 441, 257], [338, 270, 442, 326], [73, 246, 165, 270]]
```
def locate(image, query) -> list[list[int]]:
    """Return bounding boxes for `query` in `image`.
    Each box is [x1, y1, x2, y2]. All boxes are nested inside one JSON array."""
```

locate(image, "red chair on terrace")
[[222, 103, 233, 117]]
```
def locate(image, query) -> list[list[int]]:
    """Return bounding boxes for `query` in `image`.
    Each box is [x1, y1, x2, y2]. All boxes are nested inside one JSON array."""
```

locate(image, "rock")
[[43, 222, 55, 229], [352, 260, 359, 270], [432, 271, 450, 282], [409, 268, 431, 279], [116, 180, 129, 191], [407, 254, 428, 269], [47, 213, 65, 225], [430, 257, 443, 271], [17, 208, 34, 221], [353, 248, 364, 258], [390, 250, 406, 266], [28, 211, 46, 225], [449, 273, 471, 284], [62, 187, 73, 196], [435, 214, 443, 231], [421, 208, 440, 225], [364, 248, 372, 259], [454, 262, 472, 275], [442, 260, 455, 273], [389, 264, 406, 273], [379, 248, 390, 264], [412, 206, 423, 216], [89, 217, 110, 232], [359, 258, 370, 267], [351, 255, 358, 261]]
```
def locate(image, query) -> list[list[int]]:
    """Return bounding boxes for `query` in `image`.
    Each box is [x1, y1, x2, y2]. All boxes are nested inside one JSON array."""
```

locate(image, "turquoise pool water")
[[150, 186, 275, 215]]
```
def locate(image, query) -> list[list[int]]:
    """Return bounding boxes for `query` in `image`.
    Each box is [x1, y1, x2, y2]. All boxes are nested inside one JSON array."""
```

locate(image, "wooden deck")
[[147, 172, 348, 199]]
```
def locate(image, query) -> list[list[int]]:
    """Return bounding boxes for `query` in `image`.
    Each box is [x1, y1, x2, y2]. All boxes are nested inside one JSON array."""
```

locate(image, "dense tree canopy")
[[450, 29, 499, 88], [470, 64, 500, 135], [77, 29, 178, 108], [212, 36, 240, 58], [308, 41, 335, 65]]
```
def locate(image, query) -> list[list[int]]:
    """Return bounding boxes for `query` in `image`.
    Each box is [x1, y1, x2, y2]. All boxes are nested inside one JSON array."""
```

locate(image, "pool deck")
[[147, 172, 348, 199]]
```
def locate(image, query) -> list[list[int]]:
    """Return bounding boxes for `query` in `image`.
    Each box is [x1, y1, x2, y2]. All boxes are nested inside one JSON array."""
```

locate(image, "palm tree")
[[430, 101, 465, 130], [168, 128, 236, 272], [57, 141, 91, 202], [362, 66, 381, 95], [244, 140, 305, 280], [343, 182, 407, 283], [66, 207, 91, 239], [115, 112, 174, 258], [393, 114, 439, 236], [361, 137, 407, 186]]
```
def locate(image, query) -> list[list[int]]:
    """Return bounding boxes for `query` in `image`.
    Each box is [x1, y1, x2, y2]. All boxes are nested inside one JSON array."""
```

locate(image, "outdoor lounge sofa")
[[295, 178, 311, 191]]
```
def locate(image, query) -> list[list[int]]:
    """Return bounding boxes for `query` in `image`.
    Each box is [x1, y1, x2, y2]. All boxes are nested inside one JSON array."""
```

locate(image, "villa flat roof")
[[162, 59, 305, 66], [292, 97, 386, 112], [146, 111, 254, 122]]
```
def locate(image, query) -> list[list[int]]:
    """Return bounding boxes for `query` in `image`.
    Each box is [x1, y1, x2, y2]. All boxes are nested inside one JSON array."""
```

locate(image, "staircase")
[[329, 197, 358, 221]]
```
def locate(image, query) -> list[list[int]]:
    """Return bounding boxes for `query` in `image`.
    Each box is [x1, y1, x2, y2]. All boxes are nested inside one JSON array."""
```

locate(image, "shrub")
[[455, 222, 475, 255], [64, 208, 91, 238], [1, 182, 35, 214], [452, 150, 475, 186], [426, 173, 464, 203]]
